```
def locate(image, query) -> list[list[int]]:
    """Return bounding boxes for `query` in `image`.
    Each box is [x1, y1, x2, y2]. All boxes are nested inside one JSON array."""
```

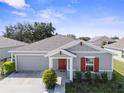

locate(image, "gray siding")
[[51, 52, 70, 57], [0, 48, 11, 59], [53, 59, 58, 70], [67, 44, 98, 51], [17, 55, 49, 71], [0, 46, 20, 60]]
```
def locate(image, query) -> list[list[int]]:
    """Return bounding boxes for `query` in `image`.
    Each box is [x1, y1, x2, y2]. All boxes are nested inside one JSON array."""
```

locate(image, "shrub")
[[3, 61, 15, 75], [75, 71, 82, 82], [117, 82, 124, 89], [101, 72, 108, 82], [84, 71, 91, 80], [94, 74, 100, 81], [112, 71, 117, 81], [42, 69, 57, 89]]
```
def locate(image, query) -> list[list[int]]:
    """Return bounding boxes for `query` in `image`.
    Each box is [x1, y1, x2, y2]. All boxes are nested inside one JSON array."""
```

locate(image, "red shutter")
[[94, 57, 99, 72], [81, 57, 85, 72]]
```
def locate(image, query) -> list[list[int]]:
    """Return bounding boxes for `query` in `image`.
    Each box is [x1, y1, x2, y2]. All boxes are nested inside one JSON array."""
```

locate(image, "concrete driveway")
[[0, 72, 52, 93]]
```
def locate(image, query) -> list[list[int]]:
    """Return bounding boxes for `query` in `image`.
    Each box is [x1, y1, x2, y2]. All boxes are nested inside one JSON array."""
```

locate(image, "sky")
[[0, 0, 124, 37]]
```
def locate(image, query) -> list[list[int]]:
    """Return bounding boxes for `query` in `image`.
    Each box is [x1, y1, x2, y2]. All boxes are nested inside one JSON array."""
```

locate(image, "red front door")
[[58, 59, 66, 71]]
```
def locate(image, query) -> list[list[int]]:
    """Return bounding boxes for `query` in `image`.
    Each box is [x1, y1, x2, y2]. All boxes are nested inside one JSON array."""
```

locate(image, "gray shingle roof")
[[89, 36, 113, 46], [105, 37, 124, 51], [12, 35, 75, 51], [0, 36, 28, 49]]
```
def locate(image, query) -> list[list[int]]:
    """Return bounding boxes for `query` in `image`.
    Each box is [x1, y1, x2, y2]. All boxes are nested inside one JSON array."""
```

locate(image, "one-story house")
[[0, 36, 27, 61], [9, 35, 114, 81], [104, 37, 124, 60]]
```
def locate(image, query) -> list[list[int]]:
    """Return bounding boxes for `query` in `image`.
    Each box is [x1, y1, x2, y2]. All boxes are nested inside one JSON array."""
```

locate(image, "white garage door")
[[17, 55, 49, 71]]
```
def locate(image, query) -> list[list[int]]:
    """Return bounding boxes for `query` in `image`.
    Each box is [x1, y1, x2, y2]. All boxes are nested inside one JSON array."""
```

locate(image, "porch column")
[[11, 52, 13, 62], [70, 57, 73, 81], [49, 57, 53, 68]]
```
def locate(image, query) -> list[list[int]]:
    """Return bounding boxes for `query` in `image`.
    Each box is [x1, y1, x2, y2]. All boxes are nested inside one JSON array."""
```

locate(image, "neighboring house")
[[88, 36, 113, 47], [9, 35, 113, 81], [104, 37, 124, 60], [0, 36, 28, 60]]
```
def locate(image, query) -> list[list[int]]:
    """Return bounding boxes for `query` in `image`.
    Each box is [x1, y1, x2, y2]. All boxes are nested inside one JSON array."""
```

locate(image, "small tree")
[[42, 69, 57, 89]]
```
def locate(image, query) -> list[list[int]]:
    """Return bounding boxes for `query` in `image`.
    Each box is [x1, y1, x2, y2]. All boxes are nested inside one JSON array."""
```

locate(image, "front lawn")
[[113, 59, 124, 82], [66, 58, 124, 93]]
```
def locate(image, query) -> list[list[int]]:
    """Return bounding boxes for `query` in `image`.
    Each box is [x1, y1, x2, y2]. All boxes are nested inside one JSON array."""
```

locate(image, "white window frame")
[[85, 57, 95, 72]]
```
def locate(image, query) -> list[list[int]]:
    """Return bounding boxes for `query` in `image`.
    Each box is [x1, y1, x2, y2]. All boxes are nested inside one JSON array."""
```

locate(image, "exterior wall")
[[0, 46, 21, 60], [17, 55, 49, 71], [0, 48, 11, 60], [67, 43, 99, 51], [53, 59, 58, 70]]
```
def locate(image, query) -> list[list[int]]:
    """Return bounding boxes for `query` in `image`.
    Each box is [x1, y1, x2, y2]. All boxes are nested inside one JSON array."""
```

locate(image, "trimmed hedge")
[[3, 61, 15, 75], [42, 69, 57, 89]]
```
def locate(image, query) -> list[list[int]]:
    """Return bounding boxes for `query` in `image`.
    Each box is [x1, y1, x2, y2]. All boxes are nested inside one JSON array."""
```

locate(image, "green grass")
[[66, 58, 124, 93], [113, 59, 124, 82]]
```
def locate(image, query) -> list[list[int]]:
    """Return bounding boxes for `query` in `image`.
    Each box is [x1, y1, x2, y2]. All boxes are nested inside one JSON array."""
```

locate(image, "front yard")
[[66, 59, 124, 93]]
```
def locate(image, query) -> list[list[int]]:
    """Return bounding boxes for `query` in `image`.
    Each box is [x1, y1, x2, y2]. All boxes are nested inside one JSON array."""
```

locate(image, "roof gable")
[[45, 49, 76, 57], [67, 43, 99, 51], [58, 40, 114, 55]]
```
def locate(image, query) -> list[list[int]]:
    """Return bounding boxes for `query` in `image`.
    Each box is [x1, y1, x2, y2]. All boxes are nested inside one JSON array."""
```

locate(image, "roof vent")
[[60, 51, 62, 55], [80, 42, 83, 46]]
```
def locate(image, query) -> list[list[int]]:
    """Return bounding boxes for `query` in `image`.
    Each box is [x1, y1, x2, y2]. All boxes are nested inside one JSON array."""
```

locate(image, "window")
[[122, 51, 124, 58], [85, 58, 94, 72]]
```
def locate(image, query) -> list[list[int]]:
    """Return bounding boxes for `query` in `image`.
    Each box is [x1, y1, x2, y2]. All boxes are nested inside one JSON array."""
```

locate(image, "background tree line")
[[3, 22, 56, 43]]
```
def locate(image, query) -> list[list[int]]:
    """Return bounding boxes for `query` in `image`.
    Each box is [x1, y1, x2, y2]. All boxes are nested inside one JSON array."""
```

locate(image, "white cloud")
[[0, 0, 29, 9], [38, 9, 64, 19], [37, 8, 65, 23], [12, 11, 27, 17], [37, 8, 77, 23]]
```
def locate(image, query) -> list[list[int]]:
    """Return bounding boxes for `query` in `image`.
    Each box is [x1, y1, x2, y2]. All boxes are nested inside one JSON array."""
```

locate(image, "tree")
[[79, 37, 91, 41], [111, 36, 119, 40], [66, 34, 76, 39], [3, 22, 56, 43], [101, 41, 107, 48]]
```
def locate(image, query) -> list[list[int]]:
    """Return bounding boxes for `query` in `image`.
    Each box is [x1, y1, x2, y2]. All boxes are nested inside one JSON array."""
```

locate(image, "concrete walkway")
[[54, 72, 69, 93]]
